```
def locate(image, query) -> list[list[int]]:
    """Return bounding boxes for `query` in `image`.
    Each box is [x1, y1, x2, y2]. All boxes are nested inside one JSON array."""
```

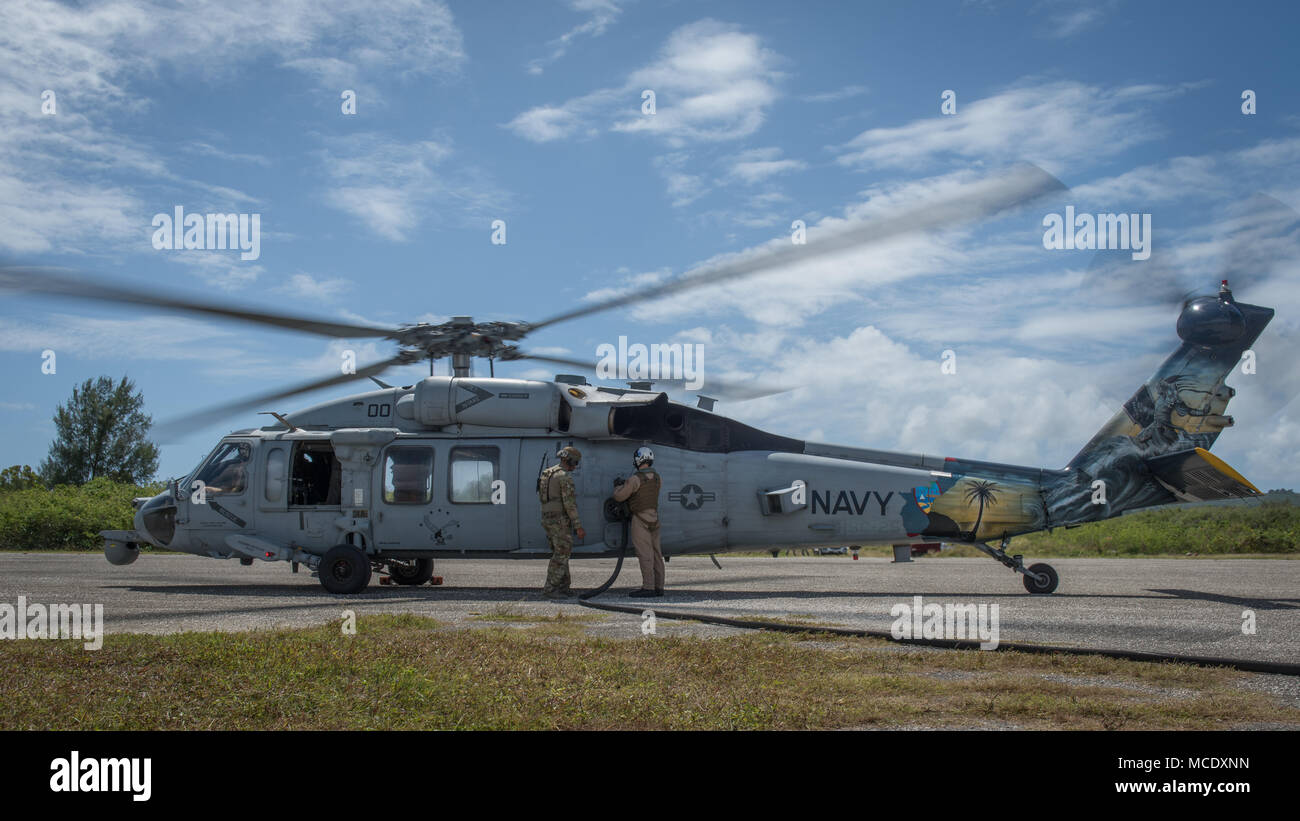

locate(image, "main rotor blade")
[[1215, 193, 1300, 290], [0, 266, 395, 339], [154, 355, 406, 440], [528, 163, 1066, 332], [515, 352, 791, 401]]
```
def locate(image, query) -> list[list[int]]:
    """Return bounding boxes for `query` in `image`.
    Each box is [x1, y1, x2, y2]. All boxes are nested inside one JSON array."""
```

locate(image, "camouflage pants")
[[541, 513, 574, 593]]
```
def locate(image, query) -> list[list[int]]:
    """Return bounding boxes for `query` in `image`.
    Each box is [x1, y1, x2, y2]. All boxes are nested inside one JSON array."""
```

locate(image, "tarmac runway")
[[1, 552, 1297, 666]]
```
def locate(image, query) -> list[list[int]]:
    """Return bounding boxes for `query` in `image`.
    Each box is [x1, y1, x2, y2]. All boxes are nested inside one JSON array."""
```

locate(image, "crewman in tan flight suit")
[[539, 446, 585, 599], [612, 446, 664, 598]]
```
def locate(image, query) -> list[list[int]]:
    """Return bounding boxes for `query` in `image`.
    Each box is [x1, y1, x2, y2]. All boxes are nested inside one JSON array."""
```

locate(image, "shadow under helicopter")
[[1144, 588, 1299, 611]]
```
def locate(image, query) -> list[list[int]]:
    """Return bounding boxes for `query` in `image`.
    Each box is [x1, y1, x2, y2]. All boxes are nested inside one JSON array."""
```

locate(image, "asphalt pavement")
[[1, 552, 1296, 665]]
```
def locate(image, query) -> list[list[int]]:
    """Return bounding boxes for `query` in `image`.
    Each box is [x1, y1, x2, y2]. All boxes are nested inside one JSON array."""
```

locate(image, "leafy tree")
[[0, 464, 42, 490], [40, 376, 159, 486]]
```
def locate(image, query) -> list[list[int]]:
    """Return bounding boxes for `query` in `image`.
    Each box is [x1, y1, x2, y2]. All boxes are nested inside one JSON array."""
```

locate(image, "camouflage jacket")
[[538, 464, 581, 527]]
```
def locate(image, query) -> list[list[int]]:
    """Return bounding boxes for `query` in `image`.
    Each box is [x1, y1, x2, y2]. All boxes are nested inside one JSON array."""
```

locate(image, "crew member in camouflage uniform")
[[539, 446, 585, 598], [612, 446, 663, 597]]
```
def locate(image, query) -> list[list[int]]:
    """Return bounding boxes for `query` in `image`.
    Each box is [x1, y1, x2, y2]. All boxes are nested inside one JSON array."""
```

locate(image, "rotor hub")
[[392, 316, 530, 361]]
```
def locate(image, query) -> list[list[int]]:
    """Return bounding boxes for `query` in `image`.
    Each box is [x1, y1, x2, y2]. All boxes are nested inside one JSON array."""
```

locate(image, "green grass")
[[1011, 502, 1300, 557], [468, 605, 604, 624], [0, 614, 1294, 730]]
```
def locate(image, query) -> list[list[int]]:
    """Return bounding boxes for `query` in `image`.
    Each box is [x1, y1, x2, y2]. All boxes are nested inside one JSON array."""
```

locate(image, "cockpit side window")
[[194, 441, 251, 496]]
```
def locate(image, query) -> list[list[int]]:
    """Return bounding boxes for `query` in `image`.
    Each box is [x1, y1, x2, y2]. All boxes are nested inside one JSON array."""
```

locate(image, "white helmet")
[[633, 446, 654, 467]]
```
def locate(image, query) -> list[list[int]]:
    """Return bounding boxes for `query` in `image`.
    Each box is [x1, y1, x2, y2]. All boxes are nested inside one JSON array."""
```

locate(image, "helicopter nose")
[[135, 492, 177, 548]]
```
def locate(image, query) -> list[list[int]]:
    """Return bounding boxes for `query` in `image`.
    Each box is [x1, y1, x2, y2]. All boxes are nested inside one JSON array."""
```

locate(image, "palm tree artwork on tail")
[[963, 480, 1001, 542]]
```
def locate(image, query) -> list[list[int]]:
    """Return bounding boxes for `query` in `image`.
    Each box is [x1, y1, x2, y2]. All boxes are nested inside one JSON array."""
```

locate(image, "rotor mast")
[[450, 316, 474, 377]]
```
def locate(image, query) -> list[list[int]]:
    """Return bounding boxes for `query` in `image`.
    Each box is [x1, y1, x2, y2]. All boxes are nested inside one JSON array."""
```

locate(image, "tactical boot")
[[629, 588, 658, 598], [543, 589, 574, 599]]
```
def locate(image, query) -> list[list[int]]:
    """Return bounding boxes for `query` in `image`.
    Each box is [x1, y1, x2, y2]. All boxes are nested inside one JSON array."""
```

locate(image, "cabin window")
[[449, 446, 499, 504], [264, 447, 287, 502], [383, 446, 434, 504], [194, 441, 251, 497], [290, 441, 341, 506]]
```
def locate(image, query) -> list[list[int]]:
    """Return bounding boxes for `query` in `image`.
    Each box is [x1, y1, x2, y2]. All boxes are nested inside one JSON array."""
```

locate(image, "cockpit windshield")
[[193, 441, 252, 496]]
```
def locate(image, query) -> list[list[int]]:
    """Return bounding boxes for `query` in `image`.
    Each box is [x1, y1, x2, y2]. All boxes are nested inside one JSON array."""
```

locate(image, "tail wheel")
[[1023, 562, 1059, 595], [320, 544, 372, 594], [387, 558, 434, 586]]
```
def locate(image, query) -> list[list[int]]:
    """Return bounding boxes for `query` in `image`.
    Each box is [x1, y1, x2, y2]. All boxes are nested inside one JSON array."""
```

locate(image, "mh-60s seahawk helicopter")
[[1, 166, 1276, 595]]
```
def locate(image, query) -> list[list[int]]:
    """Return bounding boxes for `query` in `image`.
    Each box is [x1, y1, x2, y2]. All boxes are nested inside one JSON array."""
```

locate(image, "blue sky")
[[1, 0, 1298, 488]]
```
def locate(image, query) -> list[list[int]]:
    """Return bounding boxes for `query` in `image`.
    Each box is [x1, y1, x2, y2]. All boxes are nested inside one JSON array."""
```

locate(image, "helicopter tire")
[[1022, 562, 1059, 595], [320, 544, 372, 594], [387, 558, 434, 586]]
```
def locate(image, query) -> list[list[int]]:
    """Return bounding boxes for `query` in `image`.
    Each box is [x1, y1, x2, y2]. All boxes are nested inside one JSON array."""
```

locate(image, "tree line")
[[2, 376, 158, 490]]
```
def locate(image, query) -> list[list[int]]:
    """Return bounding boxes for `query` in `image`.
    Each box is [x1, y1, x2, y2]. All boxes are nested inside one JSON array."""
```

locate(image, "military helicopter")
[[0, 165, 1277, 595]]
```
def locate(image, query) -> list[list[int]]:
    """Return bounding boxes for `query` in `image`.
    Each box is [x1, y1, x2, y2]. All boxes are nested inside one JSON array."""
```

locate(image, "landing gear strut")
[[974, 536, 1059, 595]]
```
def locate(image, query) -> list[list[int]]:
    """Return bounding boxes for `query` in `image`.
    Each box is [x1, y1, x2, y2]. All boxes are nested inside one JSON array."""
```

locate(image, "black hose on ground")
[[578, 515, 629, 601], [575, 598, 1300, 677]]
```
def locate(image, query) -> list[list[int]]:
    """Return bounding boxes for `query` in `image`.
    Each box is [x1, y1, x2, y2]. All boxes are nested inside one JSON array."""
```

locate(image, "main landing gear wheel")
[[387, 558, 434, 586], [1022, 563, 1059, 595], [320, 544, 372, 594], [973, 538, 1060, 595]]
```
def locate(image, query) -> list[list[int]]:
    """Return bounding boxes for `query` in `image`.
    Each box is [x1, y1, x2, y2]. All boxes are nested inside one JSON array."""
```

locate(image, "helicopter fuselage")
[[122, 376, 989, 566], [106, 284, 1270, 600]]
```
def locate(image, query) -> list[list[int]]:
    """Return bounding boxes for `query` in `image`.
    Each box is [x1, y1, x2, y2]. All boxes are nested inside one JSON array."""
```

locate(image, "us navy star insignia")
[[669, 483, 715, 510]]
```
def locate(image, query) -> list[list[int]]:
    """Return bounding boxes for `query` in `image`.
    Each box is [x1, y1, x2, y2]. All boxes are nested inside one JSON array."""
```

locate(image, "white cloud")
[[835, 81, 1186, 171], [0, 0, 464, 96], [803, 85, 868, 103], [278, 273, 351, 302], [1233, 137, 1300, 170], [507, 20, 784, 147], [183, 142, 272, 167], [654, 153, 709, 206], [0, 0, 467, 256], [1070, 155, 1224, 204], [1031, 0, 1120, 39], [166, 254, 266, 292], [506, 106, 586, 143], [319, 134, 509, 240], [0, 313, 247, 363], [726, 147, 807, 184], [526, 0, 625, 75], [1045, 7, 1104, 38]]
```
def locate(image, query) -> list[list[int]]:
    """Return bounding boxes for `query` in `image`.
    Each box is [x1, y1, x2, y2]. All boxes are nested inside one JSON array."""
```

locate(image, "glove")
[[613, 477, 625, 488]]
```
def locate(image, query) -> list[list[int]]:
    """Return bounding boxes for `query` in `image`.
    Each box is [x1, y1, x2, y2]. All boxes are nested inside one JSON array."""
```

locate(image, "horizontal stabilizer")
[[1145, 447, 1261, 502]]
